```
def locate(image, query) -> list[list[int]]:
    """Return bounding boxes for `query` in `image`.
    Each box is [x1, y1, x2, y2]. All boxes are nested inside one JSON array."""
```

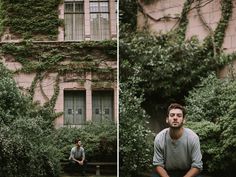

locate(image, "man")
[[69, 138, 86, 176], [153, 103, 203, 177]]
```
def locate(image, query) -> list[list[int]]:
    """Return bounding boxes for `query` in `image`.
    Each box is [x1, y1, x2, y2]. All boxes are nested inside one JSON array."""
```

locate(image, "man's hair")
[[74, 138, 81, 144], [167, 103, 186, 117]]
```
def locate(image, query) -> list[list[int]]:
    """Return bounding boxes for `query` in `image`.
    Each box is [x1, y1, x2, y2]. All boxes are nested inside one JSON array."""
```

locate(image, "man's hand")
[[183, 167, 201, 177], [77, 160, 84, 165]]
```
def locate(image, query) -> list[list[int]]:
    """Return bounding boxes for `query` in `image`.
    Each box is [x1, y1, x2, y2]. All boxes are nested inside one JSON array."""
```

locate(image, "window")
[[90, 0, 110, 40], [64, 91, 86, 125], [92, 91, 113, 122], [64, 1, 84, 40]]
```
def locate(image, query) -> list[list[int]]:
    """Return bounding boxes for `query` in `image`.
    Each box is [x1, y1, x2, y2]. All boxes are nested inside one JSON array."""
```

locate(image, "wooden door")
[[92, 91, 113, 122], [64, 91, 85, 125]]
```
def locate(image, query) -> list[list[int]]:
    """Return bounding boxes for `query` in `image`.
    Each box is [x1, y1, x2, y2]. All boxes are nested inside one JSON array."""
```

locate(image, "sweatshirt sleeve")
[[191, 136, 203, 170], [69, 147, 74, 160], [153, 134, 165, 167]]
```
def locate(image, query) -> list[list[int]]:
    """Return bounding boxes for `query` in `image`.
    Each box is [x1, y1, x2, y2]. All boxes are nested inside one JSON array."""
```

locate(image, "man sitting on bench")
[[69, 138, 86, 176]]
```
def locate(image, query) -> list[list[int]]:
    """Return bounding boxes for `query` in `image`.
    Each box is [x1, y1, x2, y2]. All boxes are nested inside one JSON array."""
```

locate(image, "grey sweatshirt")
[[153, 128, 203, 171]]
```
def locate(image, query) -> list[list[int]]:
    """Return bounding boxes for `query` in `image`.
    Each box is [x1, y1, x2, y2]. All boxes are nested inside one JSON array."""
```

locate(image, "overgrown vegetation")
[[0, 40, 116, 107], [120, 0, 236, 176], [186, 74, 236, 177], [0, 62, 60, 177], [119, 80, 153, 177], [52, 121, 117, 163], [0, 63, 117, 177], [0, 0, 63, 40]]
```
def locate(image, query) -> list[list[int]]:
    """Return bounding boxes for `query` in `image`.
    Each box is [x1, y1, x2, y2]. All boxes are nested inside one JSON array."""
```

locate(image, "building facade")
[[137, 0, 236, 77], [0, 0, 117, 128]]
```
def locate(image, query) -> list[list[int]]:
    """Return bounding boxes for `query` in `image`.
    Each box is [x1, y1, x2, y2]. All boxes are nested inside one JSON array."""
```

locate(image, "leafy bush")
[[52, 120, 117, 163], [186, 73, 236, 122], [120, 31, 232, 104], [119, 80, 153, 177], [0, 63, 60, 177], [186, 74, 236, 176]]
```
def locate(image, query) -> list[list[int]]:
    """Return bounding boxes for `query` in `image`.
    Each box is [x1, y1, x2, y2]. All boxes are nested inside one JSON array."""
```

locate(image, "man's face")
[[77, 140, 81, 147], [166, 108, 184, 128]]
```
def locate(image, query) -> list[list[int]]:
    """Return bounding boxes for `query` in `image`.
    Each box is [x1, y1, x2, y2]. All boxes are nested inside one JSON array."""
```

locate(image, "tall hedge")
[[0, 62, 60, 177], [186, 74, 236, 177]]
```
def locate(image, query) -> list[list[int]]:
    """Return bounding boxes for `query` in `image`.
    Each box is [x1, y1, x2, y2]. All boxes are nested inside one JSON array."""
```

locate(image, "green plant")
[[0, 40, 117, 110], [120, 32, 231, 105], [52, 120, 117, 163], [186, 74, 236, 176], [0, 0, 63, 40], [0, 62, 61, 177], [119, 79, 153, 177]]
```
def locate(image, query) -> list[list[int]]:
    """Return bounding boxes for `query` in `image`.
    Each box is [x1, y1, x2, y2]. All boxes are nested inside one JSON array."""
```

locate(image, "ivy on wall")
[[203, 0, 233, 53], [0, 0, 63, 40], [0, 40, 117, 108]]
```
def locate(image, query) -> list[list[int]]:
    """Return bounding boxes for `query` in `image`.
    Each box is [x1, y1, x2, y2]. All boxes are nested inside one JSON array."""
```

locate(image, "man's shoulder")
[[184, 128, 199, 139], [155, 128, 168, 140], [71, 146, 76, 152]]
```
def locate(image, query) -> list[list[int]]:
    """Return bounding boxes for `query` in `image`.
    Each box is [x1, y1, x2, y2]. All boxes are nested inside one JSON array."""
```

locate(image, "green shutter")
[[64, 91, 85, 125], [92, 91, 113, 122]]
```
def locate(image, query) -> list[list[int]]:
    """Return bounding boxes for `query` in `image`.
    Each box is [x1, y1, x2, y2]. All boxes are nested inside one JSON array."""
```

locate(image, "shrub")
[[186, 74, 236, 176], [0, 63, 60, 177], [52, 120, 117, 163], [119, 80, 153, 177]]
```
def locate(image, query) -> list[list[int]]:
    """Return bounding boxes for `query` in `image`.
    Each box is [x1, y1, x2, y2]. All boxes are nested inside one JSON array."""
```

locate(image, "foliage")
[[0, 40, 117, 74], [52, 120, 117, 162], [186, 74, 236, 176], [0, 40, 116, 108], [120, 31, 231, 105], [0, 0, 63, 40], [119, 0, 137, 32], [0, 62, 60, 177], [186, 73, 236, 122], [212, 0, 232, 51], [119, 79, 153, 177], [120, 0, 235, 176]]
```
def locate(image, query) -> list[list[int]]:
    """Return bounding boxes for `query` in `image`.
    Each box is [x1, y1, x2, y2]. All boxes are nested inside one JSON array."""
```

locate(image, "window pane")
[[90, 2, 99, 12], [100, 13, 110, 40], [65, 3, 73, 13], [65, 2, 84, 40], [90, 14, 100, 40], [65, 14, 73, 40], [75, 2, 84, 12], [100, 2, 108, 12], [74, 14, 84, 40]]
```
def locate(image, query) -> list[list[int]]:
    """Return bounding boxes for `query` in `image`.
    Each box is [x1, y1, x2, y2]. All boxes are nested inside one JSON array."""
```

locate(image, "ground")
[[61, 175, 116, 177]]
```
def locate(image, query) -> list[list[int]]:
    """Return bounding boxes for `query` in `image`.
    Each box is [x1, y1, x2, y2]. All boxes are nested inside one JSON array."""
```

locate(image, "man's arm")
[[183, 167, 201, 177], [77, 148, 85, 165], [153, 132, 167, 177], [69, 148, 81, 163], [184, 135, 202, 177], [156, 166, 169, 177]]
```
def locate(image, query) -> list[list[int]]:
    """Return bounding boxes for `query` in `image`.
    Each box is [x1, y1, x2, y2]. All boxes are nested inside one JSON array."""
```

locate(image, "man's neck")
[[169, 127, 184, 140]]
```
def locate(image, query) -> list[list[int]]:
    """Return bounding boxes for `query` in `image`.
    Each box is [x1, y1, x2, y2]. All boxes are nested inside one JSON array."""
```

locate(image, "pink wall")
[[137, 0, 236, 77]]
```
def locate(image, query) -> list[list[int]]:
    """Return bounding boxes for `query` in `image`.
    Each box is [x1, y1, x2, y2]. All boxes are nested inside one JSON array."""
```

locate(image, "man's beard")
[[169, 121, 183, 129]]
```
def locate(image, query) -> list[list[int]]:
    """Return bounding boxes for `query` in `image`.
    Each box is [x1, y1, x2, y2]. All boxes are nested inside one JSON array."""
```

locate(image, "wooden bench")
[[87, 162, 117, 176]]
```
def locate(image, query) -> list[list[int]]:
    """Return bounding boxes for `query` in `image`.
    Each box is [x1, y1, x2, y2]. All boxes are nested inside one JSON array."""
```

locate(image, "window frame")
[[89, 0, 110, 40], [64, 0, 85, 41]]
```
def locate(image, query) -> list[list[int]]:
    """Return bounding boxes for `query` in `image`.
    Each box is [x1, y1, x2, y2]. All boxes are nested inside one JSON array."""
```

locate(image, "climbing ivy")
[[0, 0, 63, 40], [203, 0, 233, 53], [0, 40, 117, 107], [175, 0, 193, 40]]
